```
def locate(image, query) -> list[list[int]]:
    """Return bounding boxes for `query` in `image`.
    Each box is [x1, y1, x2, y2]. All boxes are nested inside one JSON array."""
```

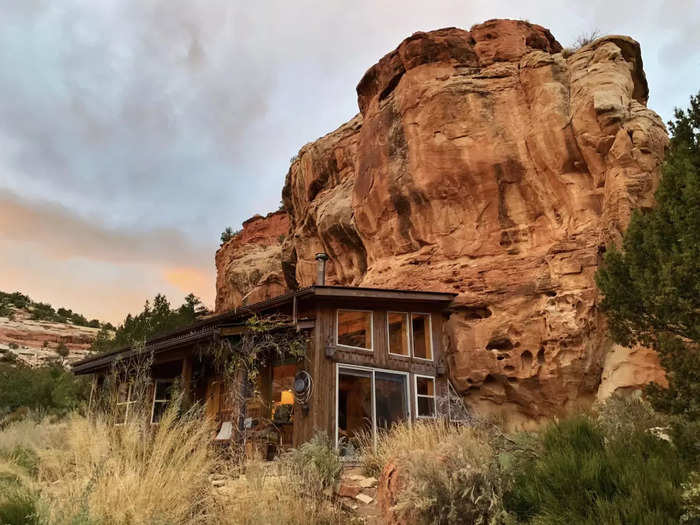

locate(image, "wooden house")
[[73, 258, 457, 456]]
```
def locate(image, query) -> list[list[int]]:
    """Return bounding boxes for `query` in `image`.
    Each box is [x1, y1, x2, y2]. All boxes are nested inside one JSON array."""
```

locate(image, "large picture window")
[[151, 380, 174, 424], [411, 313, 433, 360], [337, 365, 409, 456], [415, 375, 436, 418], [387, 312, 410, 356], [336, 310, 373, 350]]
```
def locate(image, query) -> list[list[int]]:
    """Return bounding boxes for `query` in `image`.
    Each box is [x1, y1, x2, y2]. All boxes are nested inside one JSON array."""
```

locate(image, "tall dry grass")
[[37, 406, 217, 524], [212, 433, 348, 525], [0, 407, 351, 524], [0, 401, 219, 524]]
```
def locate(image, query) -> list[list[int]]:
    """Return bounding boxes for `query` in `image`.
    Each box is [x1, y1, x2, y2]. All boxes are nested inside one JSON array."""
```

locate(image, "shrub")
[[681, 471, 700, 524], [220, 227, 235, 245], [0, 363, 89, 420], [0, 487, 38, 525], [504, 416, 687, 524], [596, 393, 669, 437], [361, 420, 508, 524], [55, 342, 69, 358], [572, 30, 600, 50], [281, 431, 342, 490]]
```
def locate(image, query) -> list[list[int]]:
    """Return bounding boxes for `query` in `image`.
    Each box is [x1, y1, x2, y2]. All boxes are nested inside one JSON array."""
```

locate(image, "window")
[[336, 310, 373, 350], [151, 380, 174, 424], [115, 383, 136, 425], [411, 313, 433, 360], [387, 312, 410, 356], [336, 365, 410, 456], [415, 375, 436, 418], [271, 363, 296, 425]]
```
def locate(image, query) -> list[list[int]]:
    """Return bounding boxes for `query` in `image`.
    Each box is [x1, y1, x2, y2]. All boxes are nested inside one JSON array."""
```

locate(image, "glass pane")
[[417, 396, 435, 417], [152, 401, 167, 423], [412, 314, 432, 359], [416, 376, 435, 396], [117, 383, 130, 403], [388, 313, 409, 356], [337, 310, 372, 349], [155, 381, 173, 401], [375, 372, 408, 430], [115, 404, 128, 424], [337, 369, 372, 456], [272, 363, 296, 424]]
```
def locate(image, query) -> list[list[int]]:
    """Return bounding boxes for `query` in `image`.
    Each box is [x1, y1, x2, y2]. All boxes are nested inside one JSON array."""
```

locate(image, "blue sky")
[[0, 0, 698, 322]]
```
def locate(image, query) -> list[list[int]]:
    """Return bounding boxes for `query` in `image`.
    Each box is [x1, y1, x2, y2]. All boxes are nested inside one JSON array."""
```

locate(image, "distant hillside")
[[0, 291, 112, 367]]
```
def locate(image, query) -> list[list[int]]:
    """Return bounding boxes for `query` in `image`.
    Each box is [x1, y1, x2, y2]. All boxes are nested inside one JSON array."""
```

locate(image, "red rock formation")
[[0, 308, 101, 366], [215, 211, 289, 311], [216, 19, 668, 425]]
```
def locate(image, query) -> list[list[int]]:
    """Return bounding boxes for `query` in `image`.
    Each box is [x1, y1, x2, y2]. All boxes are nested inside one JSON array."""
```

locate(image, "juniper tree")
[[596, 91, 699, 419]]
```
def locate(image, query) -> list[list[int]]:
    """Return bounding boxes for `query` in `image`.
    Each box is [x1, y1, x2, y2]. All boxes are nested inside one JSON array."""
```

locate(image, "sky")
[[0, 0, 698, 323]]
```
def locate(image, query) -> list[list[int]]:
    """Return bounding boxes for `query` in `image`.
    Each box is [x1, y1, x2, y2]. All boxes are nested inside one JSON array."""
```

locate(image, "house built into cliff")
[[73, 262, 457, 455]]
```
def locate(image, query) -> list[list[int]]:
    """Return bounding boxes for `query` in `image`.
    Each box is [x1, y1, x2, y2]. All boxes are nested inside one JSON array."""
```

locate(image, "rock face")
[[0, 308, 101, 366], [216, 19, 668, 426], [215, 211, 290, 312]]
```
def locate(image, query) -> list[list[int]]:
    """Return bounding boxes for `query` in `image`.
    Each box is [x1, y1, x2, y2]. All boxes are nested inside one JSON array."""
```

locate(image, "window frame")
[[115, 382, 136, 426], [414, 374, 437, 419], [386, 311, 411, 357], [335, 308, 374, 352], [410, 312, 434, 362], [335, 363, 411, 451], [150, 379, 174, 425]]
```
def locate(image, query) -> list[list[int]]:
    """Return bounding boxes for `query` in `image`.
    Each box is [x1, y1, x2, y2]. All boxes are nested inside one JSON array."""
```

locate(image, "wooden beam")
[[181, 356, 193, 405]]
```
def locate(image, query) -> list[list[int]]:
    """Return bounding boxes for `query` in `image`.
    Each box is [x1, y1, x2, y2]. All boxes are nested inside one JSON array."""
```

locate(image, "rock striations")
[[215, 19, 668, 426]]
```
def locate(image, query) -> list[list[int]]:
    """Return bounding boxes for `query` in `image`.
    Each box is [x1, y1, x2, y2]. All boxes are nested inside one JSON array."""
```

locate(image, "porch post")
[[181, 356, 193, 406]]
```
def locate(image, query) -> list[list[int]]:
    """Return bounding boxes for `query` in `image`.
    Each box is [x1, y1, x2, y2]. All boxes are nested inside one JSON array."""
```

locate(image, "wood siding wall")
[[293, 300, 449, 445]]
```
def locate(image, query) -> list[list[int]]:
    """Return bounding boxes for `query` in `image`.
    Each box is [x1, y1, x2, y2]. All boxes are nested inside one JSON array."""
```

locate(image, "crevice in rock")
[[462, 305, 493, 319], [486, 337, 514, 351], [379, 70, 405, 102], [521, 350, 533, 368], [537, 347, 546, 364]]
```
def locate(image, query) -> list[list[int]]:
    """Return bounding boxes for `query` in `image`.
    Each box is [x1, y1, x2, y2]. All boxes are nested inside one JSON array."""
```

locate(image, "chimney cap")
[[315, 252, 329, 261]]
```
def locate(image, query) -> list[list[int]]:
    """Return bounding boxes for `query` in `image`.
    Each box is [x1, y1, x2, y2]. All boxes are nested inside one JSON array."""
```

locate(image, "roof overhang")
[[72, 285, 457, 375]]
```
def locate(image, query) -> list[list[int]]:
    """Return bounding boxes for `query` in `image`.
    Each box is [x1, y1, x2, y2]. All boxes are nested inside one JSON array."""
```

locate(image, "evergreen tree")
[[596, 91, 700, 418], [220, 226, 234, 245], [90, 293, 206, 355]]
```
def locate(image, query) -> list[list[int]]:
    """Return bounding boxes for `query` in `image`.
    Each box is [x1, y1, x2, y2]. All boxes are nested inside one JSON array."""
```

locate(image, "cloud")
[[0, 0, 697, 322], [0, 189, 209, 267], [0, 190, 214, 322]]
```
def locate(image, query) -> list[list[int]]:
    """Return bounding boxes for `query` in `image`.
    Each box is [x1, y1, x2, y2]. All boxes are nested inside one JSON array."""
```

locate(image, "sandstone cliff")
[[0, 308, 100, 367], [216, 19, 668, 426]]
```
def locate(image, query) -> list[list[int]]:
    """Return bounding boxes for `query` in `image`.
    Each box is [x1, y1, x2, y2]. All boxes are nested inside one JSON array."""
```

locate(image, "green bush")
[[0, 363, 89, 420], [0, 487, 38, 525], [282, 432, 342, 490], [504, 416, 687, 524]]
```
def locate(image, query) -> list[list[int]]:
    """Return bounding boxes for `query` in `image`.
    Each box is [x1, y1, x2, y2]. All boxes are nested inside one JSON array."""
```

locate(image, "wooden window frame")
[[335, 309, 374, 352], [414, 374, 437, 419], [386, 311, 410, 357], [410, 312, 434, 362], [150, 379, 174, 425], [335, 364, 411, 451], [115, 383, 136, 426]]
